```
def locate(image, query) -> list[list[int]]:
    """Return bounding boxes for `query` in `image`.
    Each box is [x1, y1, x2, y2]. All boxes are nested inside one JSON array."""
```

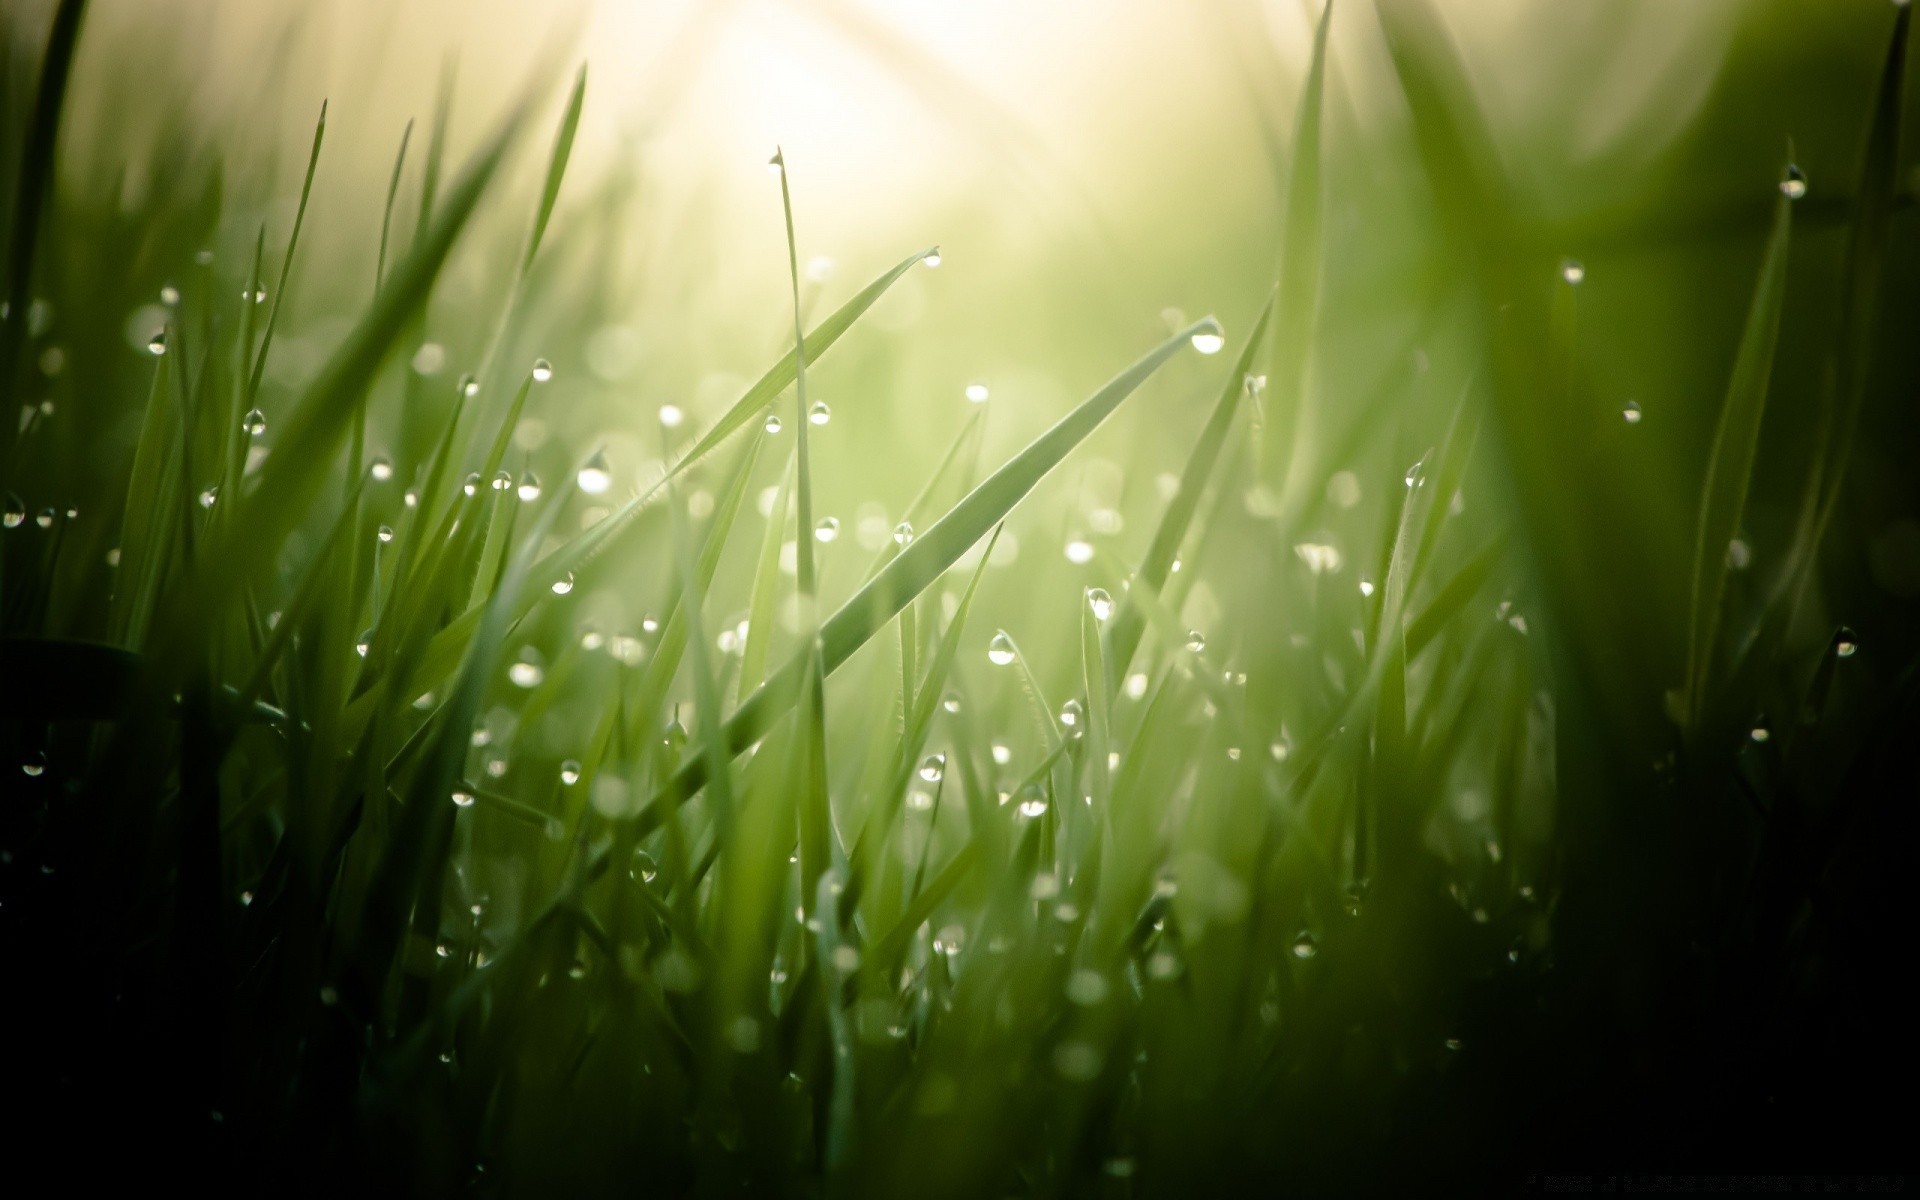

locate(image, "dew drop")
[[987, 631, 1016, 666], [1560, 257, 1585, 285], [658, 403, 684, 428], [531, 358, 553, 382], [147, 329, 168, 356], [355, 629, 373, 657], [965, 382, 989, 403], [918, 754, 946, 782], [813, 516, 840, 542], [922, 247, 942, 268], [1780, 164, 1807, 200], [490, 470, 513, 493], [764, 413, 782, 434], [1184, 629, 1206, 653], [1064, 536, 1094, 564], [1291, 931, 1317, 959], [369, 457, 394, 482], [242, 407, 267, 437], [1190, 320, 1226, 354], [1059, 698, 1085, 730], [1833, 626, 1859, 658], [451, 786, 477, 808], [35, 507, 55, 529], [941, 692, 962, 714], [551, 572, 575, 595], [509, 657, 545, 688], [22, 751, 47, 778], [577, 451, 613, 496], [160, 284, 181, 306], [376, 524, 394, 544], [1018, 792, 1049, 818], [197, 486, 218, 510], [808, 400, 831, 425], [892, 521, 914, 546], [462, 473, 480, 497], [1086, 587, 1113, 621], [517, 472, 542, 502], [559, 759, 582, 786], [1622, 400, 1643, 424], [3, 493, 25, 528]]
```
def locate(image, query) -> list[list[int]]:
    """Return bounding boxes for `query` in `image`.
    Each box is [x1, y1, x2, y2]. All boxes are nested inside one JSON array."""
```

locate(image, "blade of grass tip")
[[152, 86, 537, 678], [643, 318, 1219, 821], [0, 0, 86, 467], [1268, 0, 1332, 494], [1684, 170, 1792, 732], [375, 118, 414, 294], [413, 53, 457, 253], [1778, 7, 1907, 637], [738, 452, 796, 704], [1109, 294, 1275, 687], [772, 149, 821, 602], [524, 64, 585, 275], [243, 98, 327, 410]]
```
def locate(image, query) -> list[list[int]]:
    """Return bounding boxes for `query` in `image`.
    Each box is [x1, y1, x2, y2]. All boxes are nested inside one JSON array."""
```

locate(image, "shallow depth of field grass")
[[3, 0, 1918, 1193]]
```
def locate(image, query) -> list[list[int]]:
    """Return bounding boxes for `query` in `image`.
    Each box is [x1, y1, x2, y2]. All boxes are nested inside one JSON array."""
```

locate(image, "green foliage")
[[2, 2, 1916, 1194]]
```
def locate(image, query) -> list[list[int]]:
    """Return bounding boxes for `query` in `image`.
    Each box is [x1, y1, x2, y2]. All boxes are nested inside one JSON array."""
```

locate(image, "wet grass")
[[2, 1, 1917, 1194]]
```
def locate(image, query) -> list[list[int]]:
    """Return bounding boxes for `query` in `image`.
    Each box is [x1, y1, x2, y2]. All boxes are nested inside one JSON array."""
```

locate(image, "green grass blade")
[[524, 64, 586, 274], [1108, 295, 1274, 686], [244, 98, 327, 408], [1683, 179, 1792, 730]]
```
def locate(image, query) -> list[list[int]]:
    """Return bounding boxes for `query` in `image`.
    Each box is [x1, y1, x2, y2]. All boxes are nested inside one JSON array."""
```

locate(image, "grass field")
[[3, 0, 1917, 1193]]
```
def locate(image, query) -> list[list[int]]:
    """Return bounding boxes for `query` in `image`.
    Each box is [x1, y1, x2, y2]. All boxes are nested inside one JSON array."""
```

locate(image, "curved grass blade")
[[1108, 294, 1275, 686], [524, 64, 586, 274], [243, 99, 327, 409], [1683, 179, 1792, 730], [641, 318, 1221, 821]]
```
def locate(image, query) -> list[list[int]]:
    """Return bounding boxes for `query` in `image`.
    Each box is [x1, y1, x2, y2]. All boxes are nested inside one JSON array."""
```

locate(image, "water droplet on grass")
[[1560, 257, 1585, 285], [22, 752, 47, 777], [1623, 400, 1643, 424], [147, 329, 168, 356], [808, 400, 831, 425], [551, 572, 574, 595], [560, 760, 581, 786], [1086, 587, 1113, 621], [517, 472, 542, 502], [988, 631, 1016, 666], [1834, 627, 1859, 658], [1064, 536, 1094, 564], [376, 524, 394, 544], [242, 407, 267, 436], [1780, 164, 1808, 200], [509, 656, 544, 688], [813, 516, 840, 542], [577, 451, 612, 495], [918, 754, 945, 782], [531, 358, 553, 382], [3, 494, 24, 528], [451, 786, 477, 808], [1184, 630, 1206, 653], [1291, 931, 1318, 959], [922, 247, 942, 268], [764, 413, 782, 434]]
